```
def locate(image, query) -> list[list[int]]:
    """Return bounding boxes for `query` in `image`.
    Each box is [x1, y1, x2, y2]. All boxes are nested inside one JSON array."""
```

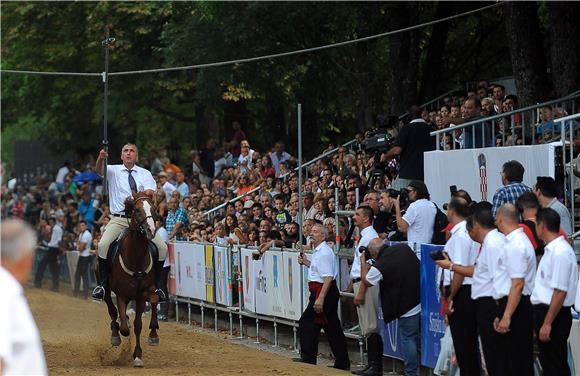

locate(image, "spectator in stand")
[[481, 97, 495, 117], [158, 172, 176, 203], [270, 141, 291, 176], [234, 175, 255, 199], [73, 220, 93, 299], [392, 181, 436, 244], [363, 190, 390, 234], [302, 192, 317, 220], [534, 176, 572, 236], [237, 140, 255, 175], [258, 155, 276, 179], [225, 214, 246, 245], [380, 105, 435, 188], [227, 121, 247, 158], [477, 86, 488, 100], [55, 161, 70, 192], [175, 171, 189, 198], [463, 97, 493, 149], [1, 219, 48, 376], [166, 197, 188, 241], [493, 84, 505, 113], [200, 138, 217, 180], [191, 150, 210, 186], [274, 195, 292, 229], [491, 160, 532, 217], [531, 208, 578, 375]]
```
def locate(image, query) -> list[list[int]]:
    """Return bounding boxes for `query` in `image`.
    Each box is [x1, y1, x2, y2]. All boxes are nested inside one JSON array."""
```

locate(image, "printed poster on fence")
[[168, 242, 176, 296], [379, 309, 404, 360], [204, 244, 215, 303], [240, 248, 255, 313], [175, 242, 197, 299], [282, 251, 303, 321], [266, 250, 284, 317], [191, 243, 206, 301], [420, 244, 446, 368], [255, 252, 272, 316], [301, 253, 311, 312], [214, 246, 232, 306]]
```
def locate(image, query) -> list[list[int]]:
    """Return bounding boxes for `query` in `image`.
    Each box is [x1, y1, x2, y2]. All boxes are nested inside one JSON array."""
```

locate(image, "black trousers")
[[476, 297, 509, 376], [496, 295, 534, 375], [533, 304, 572, 376], [298, 283, 350, 369], [34, 247, 60, 291], [73, 256, 91, 298], [447, 285, 480, 376], [159, 266, 171, 315]]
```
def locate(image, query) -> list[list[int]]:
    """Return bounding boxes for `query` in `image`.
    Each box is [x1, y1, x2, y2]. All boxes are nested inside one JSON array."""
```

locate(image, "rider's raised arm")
[[95, 149, 108, 176]]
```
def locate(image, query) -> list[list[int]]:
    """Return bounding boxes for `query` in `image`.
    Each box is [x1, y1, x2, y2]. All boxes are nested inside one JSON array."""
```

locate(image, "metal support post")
[[201, 304, 205, 329], [229, 311, 233, 336], [273, 319, 278, 347], [175, 301, 179, 323], [358, 336, 365, 365], [254, 318, 260, 344], [293, 324, 298, 353], [214, 308, 218, 332], [188, 302, 191, 326]]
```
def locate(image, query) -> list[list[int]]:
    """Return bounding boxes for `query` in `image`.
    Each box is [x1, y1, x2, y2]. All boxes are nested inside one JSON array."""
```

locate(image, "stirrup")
[[155, 289, 166, 302], [92, 285, 105, 301]]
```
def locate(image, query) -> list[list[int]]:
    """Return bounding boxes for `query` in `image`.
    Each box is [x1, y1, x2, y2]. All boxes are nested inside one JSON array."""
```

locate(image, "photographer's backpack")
[[431, 203, 448, 245]]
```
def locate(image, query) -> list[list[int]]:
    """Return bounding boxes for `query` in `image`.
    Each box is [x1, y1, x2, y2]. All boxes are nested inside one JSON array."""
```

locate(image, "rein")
[[119, 195, 155, 279]]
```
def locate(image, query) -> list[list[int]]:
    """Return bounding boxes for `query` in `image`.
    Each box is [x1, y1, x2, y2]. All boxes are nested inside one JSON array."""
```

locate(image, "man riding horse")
[[92, 143, 167, 302]]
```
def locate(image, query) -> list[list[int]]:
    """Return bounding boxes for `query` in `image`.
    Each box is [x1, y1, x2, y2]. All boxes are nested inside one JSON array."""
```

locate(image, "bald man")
[[493, 204, 537, 375], [0, 219, 47, 375]]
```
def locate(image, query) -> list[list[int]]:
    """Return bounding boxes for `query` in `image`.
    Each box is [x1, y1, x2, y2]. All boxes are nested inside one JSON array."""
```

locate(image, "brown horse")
[[103, 192, 160, 367]]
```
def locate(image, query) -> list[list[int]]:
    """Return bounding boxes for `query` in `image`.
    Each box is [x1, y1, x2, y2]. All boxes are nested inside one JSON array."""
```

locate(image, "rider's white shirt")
[[106, 164, 156, 215], [0, 266, 47, 376]]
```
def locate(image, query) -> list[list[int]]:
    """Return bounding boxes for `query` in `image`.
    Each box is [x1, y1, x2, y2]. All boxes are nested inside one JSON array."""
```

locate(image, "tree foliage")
[[2, 2, 572, 164]]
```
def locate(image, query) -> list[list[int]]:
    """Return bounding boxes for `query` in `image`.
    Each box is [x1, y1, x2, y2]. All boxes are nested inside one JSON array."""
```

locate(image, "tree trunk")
[[503, 2, 551, 106], [388, 2, 420, 115], [547, 1, 580, 98]]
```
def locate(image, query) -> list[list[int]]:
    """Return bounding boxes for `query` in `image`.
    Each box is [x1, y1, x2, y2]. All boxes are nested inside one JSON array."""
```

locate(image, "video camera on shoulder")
[[386, 188, 408, 208], [359, 245, 373, 261]]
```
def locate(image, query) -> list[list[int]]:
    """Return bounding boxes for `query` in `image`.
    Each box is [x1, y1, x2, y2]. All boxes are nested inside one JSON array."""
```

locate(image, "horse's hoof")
[[133, 357, 144, 367], [148, 337, 159, 346], [111, 336, 121, 346]]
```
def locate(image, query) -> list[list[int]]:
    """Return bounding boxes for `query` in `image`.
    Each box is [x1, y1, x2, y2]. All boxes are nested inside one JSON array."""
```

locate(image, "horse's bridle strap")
[[119, 251, 153, 277]]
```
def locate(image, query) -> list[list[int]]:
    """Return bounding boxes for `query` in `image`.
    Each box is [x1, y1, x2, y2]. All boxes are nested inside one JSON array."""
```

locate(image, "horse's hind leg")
[[104, 292, 121, 346], [117, 297, 130, 337], [148, 297, 160, 345], [132, 298, 146, 367]]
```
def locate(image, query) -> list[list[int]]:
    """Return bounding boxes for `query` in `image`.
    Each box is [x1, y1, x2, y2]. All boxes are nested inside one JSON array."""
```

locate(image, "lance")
[[101, 26, 115, 197]]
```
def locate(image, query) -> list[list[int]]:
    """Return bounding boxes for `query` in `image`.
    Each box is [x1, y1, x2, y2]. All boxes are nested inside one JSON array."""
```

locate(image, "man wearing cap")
[[91, 144, 168, 302], [158, 171, 176, 203], [534, 176, 572, 236], [392, 180, 436, 244], [34, 213, 64, 291]]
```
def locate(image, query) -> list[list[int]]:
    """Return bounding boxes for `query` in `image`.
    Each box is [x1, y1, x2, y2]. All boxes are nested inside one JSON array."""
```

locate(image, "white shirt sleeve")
[[402, 202, 417, 226], [142, 170, 157, 191], [550, 251, 574, 292], [449, 234, 475, 267], [506, 243, 526, 279], [365, 266, 382, 286], [316, 250, 335, 278]]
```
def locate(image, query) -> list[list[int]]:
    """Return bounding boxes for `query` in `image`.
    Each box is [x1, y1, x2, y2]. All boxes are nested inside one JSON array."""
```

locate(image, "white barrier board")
[[282, 252, 303, 321], [214, 246, 232, 306], [254, 253, 271, 316], [424, 144, 555, 208], [175, 242, 199, 299], [266, 251, 284, 317], [240, 248, 256, 313]]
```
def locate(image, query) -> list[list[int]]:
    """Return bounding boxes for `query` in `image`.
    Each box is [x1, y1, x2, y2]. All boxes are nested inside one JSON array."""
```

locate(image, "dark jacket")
[[372, 244, 420, 323]]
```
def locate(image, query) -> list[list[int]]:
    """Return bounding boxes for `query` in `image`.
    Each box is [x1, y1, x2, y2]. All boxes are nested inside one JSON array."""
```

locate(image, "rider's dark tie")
[[127, 169, 138, 192]]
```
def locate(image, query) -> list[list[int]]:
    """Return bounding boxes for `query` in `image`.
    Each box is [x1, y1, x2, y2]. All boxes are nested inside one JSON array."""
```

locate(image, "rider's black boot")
[[91, 257, 109, 301], [154, 260, 167, 303]]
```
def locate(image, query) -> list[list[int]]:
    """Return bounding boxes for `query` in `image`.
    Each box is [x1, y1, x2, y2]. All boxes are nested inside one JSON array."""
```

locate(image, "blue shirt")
[[166, 207, 188, 240], [491, 181, 532, 217], [176, 182, 189, 198], [78, 199, 96, 230], [463, 117, 493, 149]]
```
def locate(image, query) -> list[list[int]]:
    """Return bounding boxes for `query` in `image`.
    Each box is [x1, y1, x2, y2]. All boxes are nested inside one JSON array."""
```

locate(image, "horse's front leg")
[[148, 292, 160, 345], [117, 297, 130, 337], [132, 297, 146, 367], [104, 291, 121, 346]]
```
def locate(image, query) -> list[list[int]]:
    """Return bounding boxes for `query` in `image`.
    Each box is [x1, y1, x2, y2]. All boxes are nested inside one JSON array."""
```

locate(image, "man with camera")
[[379, 105, 434, 190], [295, 224, 350, 370], [392, 180, 436, 244], [350, 206, 381, 375], [361, 238, 421, 376]]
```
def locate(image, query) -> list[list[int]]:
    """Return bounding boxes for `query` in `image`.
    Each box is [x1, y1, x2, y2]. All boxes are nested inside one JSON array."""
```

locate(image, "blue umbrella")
[[72, 171, 102, 183]]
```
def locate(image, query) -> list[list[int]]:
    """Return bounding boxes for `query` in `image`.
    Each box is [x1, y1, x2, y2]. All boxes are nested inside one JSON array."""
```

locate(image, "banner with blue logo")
[[379, 311, 404, 360], [420, 244, 446, 368]]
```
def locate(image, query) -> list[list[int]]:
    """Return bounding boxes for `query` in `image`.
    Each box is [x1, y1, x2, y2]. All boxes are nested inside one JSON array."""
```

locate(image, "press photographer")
[[392, 180, 436, 244]]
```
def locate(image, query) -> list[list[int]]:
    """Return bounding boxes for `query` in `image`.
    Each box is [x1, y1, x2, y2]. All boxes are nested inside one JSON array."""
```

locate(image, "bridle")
[[130, 196, 156, 235]]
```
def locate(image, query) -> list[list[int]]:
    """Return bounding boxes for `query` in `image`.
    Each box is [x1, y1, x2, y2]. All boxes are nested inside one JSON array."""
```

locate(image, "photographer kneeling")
[[361, 238, 421, 376]]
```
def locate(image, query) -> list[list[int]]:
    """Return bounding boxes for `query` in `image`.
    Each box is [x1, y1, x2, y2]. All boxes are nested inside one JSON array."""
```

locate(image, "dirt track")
[[27, 288, 344, 376]]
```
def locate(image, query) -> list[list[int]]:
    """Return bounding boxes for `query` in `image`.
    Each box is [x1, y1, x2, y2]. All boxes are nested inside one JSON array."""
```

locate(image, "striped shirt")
[[166, 207, 188, 240], [491, 182, 532, 217]]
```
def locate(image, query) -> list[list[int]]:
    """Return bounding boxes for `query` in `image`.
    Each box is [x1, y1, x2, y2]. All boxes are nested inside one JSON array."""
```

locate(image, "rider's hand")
[[99, 149, 108, 159]]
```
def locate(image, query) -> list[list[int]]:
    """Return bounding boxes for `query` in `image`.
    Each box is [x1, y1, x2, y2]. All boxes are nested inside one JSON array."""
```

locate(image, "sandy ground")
[[27, 287, 346, 376]]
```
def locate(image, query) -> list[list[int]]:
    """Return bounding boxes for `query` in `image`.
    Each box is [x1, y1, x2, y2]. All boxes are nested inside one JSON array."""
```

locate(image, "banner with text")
[[214, 246, 232, 306], [240, 248, 256, 313], [282, 251, 303, 321]]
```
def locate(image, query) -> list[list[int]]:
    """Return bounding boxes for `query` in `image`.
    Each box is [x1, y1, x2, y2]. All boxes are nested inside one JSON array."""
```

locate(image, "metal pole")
[[101, 26, 114, 197], [297, 104, 304, 247], [569, 120, 575, 232]]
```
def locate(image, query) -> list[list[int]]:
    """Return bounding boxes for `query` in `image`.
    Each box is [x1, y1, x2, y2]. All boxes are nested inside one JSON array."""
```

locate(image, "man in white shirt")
[[531, 208, 578, 375], [55, 161, 70, 192], [350, 206, 381, 375], [34, 213, 64, 291], [0, 219, 48, 376], [294, 224, 350, 370], [158, 171, 176, 203], [392, 180, 436, 244], [175, 171, 189, 198], [439, 198, 480, 376], [92, 144, 168, 302], [493, 204, 536, 375], [436, 208, 507, 376], [270, 141, 291, 176], [73, 220, 93, 299]]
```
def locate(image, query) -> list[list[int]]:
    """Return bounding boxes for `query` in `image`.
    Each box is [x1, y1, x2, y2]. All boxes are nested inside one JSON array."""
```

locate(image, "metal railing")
[[555, 112, 580, 233], [430, 91, 580, 150]]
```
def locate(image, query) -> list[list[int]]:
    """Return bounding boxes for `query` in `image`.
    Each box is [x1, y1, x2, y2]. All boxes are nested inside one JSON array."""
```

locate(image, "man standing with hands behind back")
[[294, 224, 350, 370]]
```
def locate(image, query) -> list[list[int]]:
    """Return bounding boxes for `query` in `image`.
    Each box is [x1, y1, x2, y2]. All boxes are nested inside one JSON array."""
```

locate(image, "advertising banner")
[[379, 311, 404, 360], [301, 253, 311, 312], [420, 244, 446, 368], [204, 244, 215, 304], [267, 251, 285, 317], [240, 248, 256, 313], [175, 242, 198, 299], [255, 252, 272, 316], [168, 242, 176, 296], [214, 246, 232, 306], [425, 143, 555, 208], [282, 251, 303, 321], [191, 243, 206, 300]]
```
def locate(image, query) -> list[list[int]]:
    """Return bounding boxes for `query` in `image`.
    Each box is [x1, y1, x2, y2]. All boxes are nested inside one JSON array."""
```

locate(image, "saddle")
[[106, 230, 159, 267]]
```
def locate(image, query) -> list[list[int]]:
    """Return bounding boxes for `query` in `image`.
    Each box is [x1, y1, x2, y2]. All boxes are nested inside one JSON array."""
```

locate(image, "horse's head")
[[125, 192, 156, 240]]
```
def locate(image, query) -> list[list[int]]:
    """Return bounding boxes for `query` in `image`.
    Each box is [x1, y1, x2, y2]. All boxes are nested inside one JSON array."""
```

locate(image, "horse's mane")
[[124, 191, 154, 217]]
